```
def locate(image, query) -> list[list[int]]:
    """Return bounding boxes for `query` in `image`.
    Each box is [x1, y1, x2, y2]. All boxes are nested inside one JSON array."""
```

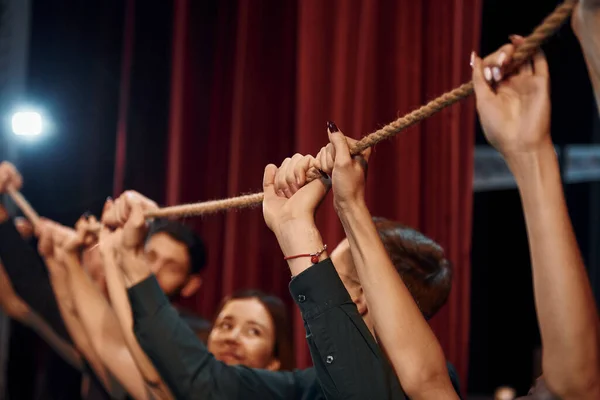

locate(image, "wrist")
[[334, 197, 368, 221], [274, 219, 325, 276], [120, 251, 152, 287], [504, 142, 557, 179]]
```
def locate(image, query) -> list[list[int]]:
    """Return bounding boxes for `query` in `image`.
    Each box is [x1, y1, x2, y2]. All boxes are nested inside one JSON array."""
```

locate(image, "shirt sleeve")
[[289, 258, 404, 400], [128, 275, 322, 400], [0, 221, 71, 343]]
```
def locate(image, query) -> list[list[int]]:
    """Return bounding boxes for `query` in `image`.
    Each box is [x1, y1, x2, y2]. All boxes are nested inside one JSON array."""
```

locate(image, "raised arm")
[[262, 155, 414, 399], [0, 261, 82, 370], [472, 38, 600, 399], [81, 214, 173, 399], [313, 129, 458, 400], [41, 241, 116, 396], [38, 220, 158, 400], [572, 0, 600, 113], [102, 191, 308, 400]]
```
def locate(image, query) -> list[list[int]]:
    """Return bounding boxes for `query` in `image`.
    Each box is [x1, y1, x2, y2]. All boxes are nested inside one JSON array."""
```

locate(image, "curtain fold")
[[163, 0, 480, 391]]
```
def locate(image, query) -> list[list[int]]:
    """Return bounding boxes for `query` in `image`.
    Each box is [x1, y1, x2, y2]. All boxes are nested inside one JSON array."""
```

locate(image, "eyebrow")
[[218, 316, 268, 331]]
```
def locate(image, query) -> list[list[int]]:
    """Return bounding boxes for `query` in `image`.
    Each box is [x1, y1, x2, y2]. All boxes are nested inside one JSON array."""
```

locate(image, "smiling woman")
[[207, 290, 295, 371]]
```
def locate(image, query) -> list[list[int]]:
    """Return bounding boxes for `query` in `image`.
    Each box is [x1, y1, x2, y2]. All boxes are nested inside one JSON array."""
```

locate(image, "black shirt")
[[129, 258, 461, 399]]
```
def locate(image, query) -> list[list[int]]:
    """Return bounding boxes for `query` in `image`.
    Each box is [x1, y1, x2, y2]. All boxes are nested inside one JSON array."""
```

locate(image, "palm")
[[477, 73, 550, 155]]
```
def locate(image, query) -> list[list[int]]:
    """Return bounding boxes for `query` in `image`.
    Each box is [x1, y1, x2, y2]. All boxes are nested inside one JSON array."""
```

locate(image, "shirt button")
[[326, 355, 334, 364], [298, 295, 306, 302]]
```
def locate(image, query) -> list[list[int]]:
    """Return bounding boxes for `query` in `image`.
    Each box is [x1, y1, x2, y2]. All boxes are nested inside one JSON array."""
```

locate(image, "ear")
[[266, 358, 281, 371], [354, 287, 368, 316], [180, 275, 202, 298]]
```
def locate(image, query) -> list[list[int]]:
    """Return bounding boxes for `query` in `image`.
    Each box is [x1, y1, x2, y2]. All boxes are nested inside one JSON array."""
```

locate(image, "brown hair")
[[213, 290, 295, 370], [373, 217, 452, 320]]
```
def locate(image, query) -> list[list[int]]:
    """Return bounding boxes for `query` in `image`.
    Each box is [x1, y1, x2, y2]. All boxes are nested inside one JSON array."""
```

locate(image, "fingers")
[[284, 153, 303, 195], [0, 162, 23, 193], [101, 191, 157, 227], [37, 221, 54, 257], [344, 136, 372, 162], [274, 157, 292, 198], [508, 34, 525, 47], [14, 217, 33, 239], [471, 51, 495, 103], [531, 49, 549, 78], [292, 155, 313, 191], [481, 43, 516, 83]]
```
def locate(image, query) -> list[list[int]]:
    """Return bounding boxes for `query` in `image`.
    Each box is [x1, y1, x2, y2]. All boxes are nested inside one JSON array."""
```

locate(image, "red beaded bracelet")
[[284, 244, 328, 264]]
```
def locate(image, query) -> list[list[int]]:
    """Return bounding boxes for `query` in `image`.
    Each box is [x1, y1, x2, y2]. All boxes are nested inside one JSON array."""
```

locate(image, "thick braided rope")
[[145, 0, 576, 219]]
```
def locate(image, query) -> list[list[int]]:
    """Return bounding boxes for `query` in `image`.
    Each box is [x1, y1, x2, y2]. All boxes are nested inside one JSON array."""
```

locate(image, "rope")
[[8, 1, 578, 220]]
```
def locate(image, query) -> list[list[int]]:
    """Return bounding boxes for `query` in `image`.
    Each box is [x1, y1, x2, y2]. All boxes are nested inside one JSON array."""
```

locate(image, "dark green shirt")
[[128, 259, 458, 399]]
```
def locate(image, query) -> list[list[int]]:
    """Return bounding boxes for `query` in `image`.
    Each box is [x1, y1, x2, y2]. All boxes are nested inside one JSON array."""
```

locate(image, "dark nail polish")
[[327, 121, 339, 133], [82, 211, 91, 220], [106, 196, 113, 201]]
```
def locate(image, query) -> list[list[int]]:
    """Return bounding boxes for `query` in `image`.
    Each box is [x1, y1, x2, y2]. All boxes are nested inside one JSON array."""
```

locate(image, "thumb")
[[471, 51, 494, 103], [328, 127, 351, 167], [123, 200, 147, 250], [262, 164, 278, 198]]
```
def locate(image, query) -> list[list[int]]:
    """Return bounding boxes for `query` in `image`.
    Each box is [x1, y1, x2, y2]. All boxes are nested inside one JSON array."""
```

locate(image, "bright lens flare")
[[12, 111, 42, 136]]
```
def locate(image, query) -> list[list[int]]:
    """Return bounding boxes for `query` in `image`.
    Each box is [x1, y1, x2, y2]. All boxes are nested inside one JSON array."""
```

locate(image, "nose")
[[222, 327, 241, 343]]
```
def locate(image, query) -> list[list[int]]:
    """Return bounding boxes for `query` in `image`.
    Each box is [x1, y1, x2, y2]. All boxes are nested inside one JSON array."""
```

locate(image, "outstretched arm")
[[93, 220, 173, 399], [572, 0, 600, 113], [472, 39, 600, 399], [0, 261, 82, 370], [38, 220, 159, 400], [319, 130, 458, 400]]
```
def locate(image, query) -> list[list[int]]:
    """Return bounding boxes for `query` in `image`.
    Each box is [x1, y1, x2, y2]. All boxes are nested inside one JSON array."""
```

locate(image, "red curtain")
[[167, 0, 480, 392]]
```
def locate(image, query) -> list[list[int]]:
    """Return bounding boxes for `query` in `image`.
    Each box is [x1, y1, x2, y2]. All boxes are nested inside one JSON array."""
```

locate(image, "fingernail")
[[106, 196, 112, 201], [327, 121, 339, 133], [497, 52, 506, 66], [483, 67, 493, 82], [509, 34, 517, 41], [470, 51, 475, 68], [492, 67, 502, 82], [82, 211, 91, 220]]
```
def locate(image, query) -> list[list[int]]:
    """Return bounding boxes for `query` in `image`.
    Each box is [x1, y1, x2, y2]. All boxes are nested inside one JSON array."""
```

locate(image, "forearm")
[[509, 144, 600, 397], [47, 266, 114, 393], [574, 5, 600, 114], [337, 201, 457, 399], [103, 254, 172, 398], [275, 219, 327, 276], [23, 309, 83, 370], [64, 257, 152, 400]]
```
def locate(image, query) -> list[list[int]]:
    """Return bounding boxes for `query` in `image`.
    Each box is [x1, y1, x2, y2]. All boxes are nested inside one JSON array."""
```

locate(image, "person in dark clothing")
[[100, 190, 461, 399]]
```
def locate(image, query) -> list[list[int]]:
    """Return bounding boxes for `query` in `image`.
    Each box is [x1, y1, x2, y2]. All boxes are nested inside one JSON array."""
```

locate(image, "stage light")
[[12, 111, 42, 136]]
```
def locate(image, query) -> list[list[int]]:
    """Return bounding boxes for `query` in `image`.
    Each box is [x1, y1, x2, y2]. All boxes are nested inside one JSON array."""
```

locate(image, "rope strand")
[[147, 0, 576, 218], [7, 1, 578, 220]]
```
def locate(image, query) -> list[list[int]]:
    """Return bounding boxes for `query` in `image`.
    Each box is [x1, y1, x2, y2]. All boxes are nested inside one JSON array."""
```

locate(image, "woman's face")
[[207, 298, 280, 371]]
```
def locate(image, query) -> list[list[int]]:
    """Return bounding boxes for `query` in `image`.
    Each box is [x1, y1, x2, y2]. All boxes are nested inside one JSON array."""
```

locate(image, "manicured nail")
[[327, 121, 339, 133], [483, 67, 493, 82], [470, 51, 475, 68], [492, 67, 502, 82], [497, 52, 506, 66], [106, 196, 113, 201], [82, 211, 91, 220]]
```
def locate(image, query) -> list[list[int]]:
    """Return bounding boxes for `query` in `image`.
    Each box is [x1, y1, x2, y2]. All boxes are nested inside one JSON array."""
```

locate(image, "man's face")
[[144, 232, 193, 297]]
